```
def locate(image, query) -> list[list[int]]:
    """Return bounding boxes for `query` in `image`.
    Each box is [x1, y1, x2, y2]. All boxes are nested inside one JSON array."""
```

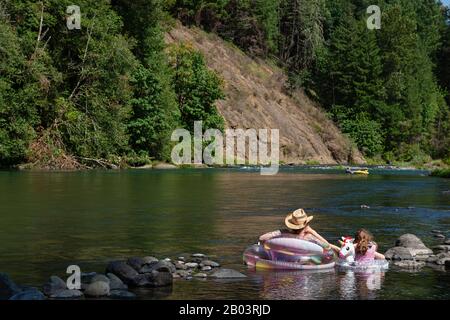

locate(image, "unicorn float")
[[337, 236, 389, 270]]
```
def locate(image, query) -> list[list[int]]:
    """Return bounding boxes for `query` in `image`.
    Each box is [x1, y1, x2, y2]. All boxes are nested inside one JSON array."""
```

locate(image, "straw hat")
[[284, 208, 314, 230]]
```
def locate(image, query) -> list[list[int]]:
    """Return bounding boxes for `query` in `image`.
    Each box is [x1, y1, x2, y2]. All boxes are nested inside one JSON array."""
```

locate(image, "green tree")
[[169, 44, 224, 132]]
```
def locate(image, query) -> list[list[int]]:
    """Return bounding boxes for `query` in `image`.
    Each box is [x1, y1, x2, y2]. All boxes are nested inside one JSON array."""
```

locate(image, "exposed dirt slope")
[[166, 23, 364, 165]]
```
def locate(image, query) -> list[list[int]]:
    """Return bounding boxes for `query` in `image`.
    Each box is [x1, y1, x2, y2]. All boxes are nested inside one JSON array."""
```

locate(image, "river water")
[[1, 167, 449, 300]]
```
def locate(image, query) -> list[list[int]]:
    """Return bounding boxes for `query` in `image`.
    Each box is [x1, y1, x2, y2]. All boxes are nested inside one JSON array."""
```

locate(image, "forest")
[[0, 0, 449, 168]]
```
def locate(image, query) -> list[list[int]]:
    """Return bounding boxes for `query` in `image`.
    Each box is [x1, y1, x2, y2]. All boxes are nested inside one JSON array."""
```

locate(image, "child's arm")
[[374, 252, 385, 260], [308, 227, 340, 252], [373, 243, 385, 259], [259, 230, 281, 241]]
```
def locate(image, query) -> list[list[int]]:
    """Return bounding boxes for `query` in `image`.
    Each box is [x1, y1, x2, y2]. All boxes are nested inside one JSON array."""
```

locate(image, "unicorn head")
[[339, 236, 355, 263]]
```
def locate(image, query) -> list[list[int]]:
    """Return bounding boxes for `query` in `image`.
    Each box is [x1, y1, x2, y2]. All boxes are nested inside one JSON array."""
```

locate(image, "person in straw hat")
[[259, 208, 340, 252]]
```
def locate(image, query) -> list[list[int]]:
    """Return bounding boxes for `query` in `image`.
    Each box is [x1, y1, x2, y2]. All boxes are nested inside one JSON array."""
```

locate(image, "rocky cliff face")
[[166, 23, 365, 165]]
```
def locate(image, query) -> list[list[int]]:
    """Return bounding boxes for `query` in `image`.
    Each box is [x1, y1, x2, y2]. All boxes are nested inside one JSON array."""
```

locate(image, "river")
[[1, 167, 449, 299]]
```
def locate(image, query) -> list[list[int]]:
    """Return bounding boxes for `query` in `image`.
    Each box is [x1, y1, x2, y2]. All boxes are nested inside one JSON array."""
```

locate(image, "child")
[[354, 228, 385, 262]]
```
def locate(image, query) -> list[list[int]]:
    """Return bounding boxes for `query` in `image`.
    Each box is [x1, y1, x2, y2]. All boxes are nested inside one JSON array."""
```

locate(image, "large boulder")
[[42, 276, 67, 296], [385, 234, 433, 260], [395, 234, 433, 255], [0, 273, 22, 300], [209, 269, 247, 279], [106, 261, 139, 285]]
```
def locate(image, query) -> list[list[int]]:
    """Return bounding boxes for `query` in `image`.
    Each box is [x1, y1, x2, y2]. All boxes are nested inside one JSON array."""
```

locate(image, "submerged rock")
[[49, 289, 84, 299], [109, 290, 136, 300], [194, 273, 207, 278], [200, 260, 220, 268], [0, 273, 22, 300], [192, 253, 206, 258], [209, 269, 246, 279], [394, 261, 425, 270], [9, 289, 46, 300]]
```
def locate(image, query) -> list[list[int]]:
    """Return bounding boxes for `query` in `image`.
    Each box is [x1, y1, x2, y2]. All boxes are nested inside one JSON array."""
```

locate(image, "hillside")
[[166, 23, 364, 165]]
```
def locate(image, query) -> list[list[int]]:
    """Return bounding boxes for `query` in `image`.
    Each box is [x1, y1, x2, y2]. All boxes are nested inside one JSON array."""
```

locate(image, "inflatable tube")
[[243, 237, 336, 270], [336, 259, 389, 271]]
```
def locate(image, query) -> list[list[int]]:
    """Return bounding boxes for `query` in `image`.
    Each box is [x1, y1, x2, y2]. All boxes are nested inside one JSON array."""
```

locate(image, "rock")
[[9, 289, 46, 300], [185, 262, 199, 269], [394, 234, 433, 255], [164, 258, 172, 262], [142, 256, 159, 264], [434, 234, 446, 239], [175, 262, 188, 270], [385, 234, 433, 260], [192, 253, 206, 258], [178, 257, 185, 262], [84, 281, 110, 297], [360, 205, 370, 209], [414, 254, 430, 261], [201, 266, 212, 271], [153, 163, 178, 169], [426, 255, 438, 263], [144, 271, 173, 287], [194, 273, 207, 278], [172, 273, 181, 279], [433, 245, 450, 253], [384, 247, 414, 260], [109, 290, 136, 300], [0, 273, 22, 300], [49, 289, 83, 299], [42, 276, 67, 296], [176, 270, 191, 278], [81, 272, 97, 284], [394, 261, 425, 270], [127, 257, 146, 271], [106, 261, 139, 286], [139, 260, 176, 274], [435, 252, 450, 265], [107, 273, 128, 290], [209, 269, 246, 279], [91, 274, 110, 284], [445, 260, 450, 269], [200, 260, 220, 268], [431, 230, 443, 234]]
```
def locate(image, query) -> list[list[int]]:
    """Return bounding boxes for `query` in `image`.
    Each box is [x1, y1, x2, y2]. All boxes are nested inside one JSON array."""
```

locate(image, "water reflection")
[[251, 269, 337, 300], [337, 269, 385, 300]]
